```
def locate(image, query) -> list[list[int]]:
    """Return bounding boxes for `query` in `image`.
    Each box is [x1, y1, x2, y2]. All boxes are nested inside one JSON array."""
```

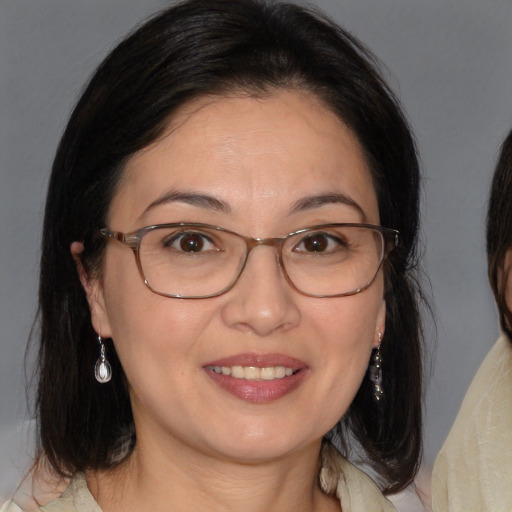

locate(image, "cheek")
[[310, 285, 383, 385], [284, 294, 381, 438], [100, 251, 215, 374], [311, 278, 383, 344], [317, 307, 375, 376]]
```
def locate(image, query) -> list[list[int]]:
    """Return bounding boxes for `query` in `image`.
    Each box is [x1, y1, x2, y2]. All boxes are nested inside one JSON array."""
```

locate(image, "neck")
[[88, 434, 339, 512]]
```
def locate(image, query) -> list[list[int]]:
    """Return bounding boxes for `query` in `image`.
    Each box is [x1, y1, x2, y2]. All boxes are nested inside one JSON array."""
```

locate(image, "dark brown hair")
[[487, 128, 512, 341], [36, 0, 424, 494]]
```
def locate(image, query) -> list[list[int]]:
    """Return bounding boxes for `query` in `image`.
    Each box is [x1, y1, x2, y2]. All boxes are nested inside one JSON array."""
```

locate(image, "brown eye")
[[179, 233, 205, 252], [163, 231, 216, 253], [293, 231, 349, 255], [302, 234, 328, 252]]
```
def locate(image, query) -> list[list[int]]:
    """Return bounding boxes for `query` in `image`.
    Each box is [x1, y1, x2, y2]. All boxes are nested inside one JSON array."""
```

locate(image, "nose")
[[220, 245, 301, 337]]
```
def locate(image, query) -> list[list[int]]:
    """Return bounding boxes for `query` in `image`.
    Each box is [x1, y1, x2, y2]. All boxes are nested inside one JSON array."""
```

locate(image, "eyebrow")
[[140, 189, 231, 219], [140, 189, 366, 221], [289, 193, 367, 221]]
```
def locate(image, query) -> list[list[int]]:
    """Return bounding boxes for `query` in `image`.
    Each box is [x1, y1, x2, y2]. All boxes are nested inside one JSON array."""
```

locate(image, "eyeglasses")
[[100, 222, 398, 299]]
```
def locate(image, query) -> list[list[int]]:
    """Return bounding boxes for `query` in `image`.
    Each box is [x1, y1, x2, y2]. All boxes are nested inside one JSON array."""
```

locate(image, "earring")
[[94, 333, 112, 383], [369, 332, 384, 402]]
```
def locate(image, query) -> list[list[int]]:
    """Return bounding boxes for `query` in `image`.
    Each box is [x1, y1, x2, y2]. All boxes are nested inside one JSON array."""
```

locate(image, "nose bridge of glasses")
[[245, 236, 286, 259], [241, 237, 287, 275]]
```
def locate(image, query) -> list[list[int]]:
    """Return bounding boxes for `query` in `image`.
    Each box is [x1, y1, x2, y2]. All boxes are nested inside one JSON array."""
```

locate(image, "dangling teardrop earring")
[[94, 333, 112, 383], [369, 332, 384, 402]]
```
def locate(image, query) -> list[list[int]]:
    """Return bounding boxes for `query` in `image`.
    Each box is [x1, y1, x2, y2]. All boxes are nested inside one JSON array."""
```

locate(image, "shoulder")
[[455, 334, 512, 410], [41, 474, 101, 512], [336, 458, 396, 512], [432, 335, 512, 511], [321, 444, 396, 512], [1, 474, 99, 512], [1, 501, 24, 512]]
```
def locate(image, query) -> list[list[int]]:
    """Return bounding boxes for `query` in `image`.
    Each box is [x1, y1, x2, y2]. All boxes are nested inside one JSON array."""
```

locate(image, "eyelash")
[[163, 231, 219, 253]]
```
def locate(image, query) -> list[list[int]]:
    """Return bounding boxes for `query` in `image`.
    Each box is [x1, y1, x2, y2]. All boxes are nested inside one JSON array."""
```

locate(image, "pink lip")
[[203, 353, 309, 404], [204, 353, 307, 369]]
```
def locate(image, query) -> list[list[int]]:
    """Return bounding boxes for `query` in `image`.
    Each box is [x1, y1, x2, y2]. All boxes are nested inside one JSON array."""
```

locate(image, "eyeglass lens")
[[137, 225, 385, 298]]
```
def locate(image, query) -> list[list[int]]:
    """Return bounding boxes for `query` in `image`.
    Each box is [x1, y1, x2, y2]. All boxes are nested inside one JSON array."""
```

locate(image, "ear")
[[70, 241, 113, 338], [373, 299, 386, 348]]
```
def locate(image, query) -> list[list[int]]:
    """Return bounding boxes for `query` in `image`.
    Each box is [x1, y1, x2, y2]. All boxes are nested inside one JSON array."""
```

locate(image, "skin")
[[504, 249, 512, 316], [75, 89, 386, 512]]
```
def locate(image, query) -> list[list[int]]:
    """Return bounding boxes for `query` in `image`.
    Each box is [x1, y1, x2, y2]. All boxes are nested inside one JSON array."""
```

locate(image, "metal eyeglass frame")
[[100, 222, 399, 299]]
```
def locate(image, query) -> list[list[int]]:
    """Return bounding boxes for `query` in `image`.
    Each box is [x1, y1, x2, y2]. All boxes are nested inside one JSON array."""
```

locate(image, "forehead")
[[110, 89, 378, 230]]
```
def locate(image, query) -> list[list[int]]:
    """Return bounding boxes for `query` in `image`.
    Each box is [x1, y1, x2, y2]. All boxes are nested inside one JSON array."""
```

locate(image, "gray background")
[[1, 0, 511, 498]]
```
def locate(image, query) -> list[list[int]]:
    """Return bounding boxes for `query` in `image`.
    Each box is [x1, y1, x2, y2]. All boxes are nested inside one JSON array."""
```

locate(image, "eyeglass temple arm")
[[100, 228, 140, 248]]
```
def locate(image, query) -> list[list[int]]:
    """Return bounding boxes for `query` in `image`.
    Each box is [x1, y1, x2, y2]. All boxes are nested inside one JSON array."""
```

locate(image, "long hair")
[[487, 129, 512, 341], [36, 0, 423, 494]]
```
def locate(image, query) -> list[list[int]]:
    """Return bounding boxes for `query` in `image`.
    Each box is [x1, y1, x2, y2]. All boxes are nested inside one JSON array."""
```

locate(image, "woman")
[[432, 129, 512, 511], [2, 0, 424, 510]]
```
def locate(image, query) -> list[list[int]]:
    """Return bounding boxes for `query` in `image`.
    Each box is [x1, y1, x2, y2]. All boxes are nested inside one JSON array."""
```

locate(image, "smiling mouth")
[[205, 365, 296, 380], [203, 357, 308, 403]]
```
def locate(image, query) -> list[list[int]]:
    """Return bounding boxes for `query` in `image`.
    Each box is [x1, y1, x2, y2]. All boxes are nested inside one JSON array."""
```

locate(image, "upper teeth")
[[207, 365, 294, 380]]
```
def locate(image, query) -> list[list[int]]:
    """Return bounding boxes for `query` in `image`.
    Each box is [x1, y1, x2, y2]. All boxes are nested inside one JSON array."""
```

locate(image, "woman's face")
[[85, 90, 386, 463]]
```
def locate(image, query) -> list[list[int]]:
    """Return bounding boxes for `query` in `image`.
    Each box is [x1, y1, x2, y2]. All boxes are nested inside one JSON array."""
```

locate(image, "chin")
[[202, 425, 321, 463]]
